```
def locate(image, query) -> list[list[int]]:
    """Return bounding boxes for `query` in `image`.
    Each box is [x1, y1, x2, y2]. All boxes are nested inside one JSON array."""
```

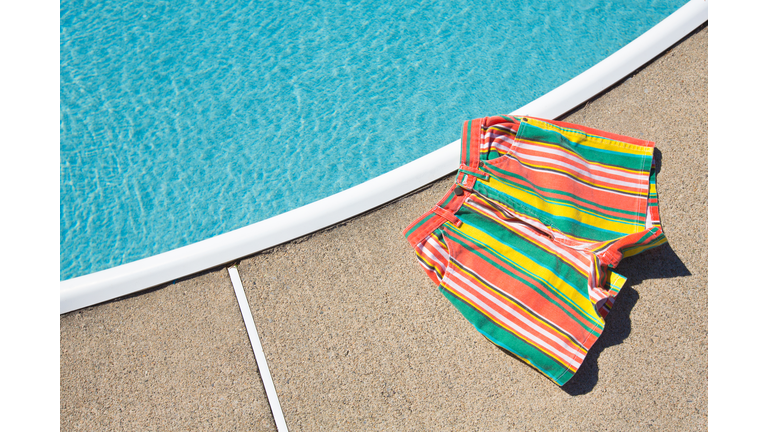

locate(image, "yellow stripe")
[[526, 118, 654, 156], [452, 222, 603, 326], [608, 272, 627, 294], [481, 176, 642, 235], [622, 236, 668, 258], [415, 249, 444, 278], [430, 232, 448, 250]]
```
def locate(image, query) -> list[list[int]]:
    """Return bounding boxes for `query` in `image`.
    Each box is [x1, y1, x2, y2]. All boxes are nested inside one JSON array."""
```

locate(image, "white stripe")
[[451, 268, 587, 358], [590, 287, 608, 301], [419, 238, 448, 273], [645, 199, 656, 228], [488, 132, 517, 148], [426, 236, 450, 262], [447, 269, 584, 366], [490, 142, 513, 154]]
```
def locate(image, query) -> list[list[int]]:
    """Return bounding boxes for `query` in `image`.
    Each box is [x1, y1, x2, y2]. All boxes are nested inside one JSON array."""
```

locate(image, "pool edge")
[[60, 0, 708, 314]]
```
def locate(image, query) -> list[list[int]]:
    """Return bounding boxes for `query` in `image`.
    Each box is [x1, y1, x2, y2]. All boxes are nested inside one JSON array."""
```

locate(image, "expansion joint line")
[[228, 266, 289, 432]]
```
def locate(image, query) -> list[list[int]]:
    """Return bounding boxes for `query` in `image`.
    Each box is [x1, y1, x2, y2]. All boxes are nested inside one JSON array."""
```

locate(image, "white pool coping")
[[60, 0, 708, 314]]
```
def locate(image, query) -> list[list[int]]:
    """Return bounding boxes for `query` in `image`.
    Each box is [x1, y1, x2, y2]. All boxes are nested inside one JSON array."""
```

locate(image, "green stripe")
[[478, 172, 643, 229], [463, 120, 473, 165], [632, 227, 659, 247], [623, 231, 667, 256], [438, 188, 462, 210], [649, 164, 658, 186], [481, 150, 503, 161], [405, 214, 438, 239]]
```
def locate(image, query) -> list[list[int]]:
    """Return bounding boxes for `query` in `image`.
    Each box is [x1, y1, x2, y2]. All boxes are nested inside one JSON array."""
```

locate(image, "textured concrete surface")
[[61, 25, 707, 431], [60, 269, 277, 431]]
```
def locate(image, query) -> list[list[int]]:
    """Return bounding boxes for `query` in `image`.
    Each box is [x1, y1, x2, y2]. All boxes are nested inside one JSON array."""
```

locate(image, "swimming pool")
[[60, 0, 690, 281]]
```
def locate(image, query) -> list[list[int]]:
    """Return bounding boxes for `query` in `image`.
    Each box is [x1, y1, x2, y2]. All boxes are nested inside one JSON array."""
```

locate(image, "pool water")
[[60, 0, 688, 280]]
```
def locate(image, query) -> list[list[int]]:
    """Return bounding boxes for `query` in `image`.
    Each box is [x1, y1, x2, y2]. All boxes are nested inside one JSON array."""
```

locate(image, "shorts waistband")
[[403, 115, 656, 247], [521, 116, 655, 148]]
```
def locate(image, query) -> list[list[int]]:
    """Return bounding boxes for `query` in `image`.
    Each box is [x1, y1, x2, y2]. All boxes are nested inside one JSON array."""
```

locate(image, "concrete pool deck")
[[61, 25, 708, 431]]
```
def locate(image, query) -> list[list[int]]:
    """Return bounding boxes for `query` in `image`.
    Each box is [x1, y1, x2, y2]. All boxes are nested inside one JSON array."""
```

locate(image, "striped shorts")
[[404, 115, 665, 385]]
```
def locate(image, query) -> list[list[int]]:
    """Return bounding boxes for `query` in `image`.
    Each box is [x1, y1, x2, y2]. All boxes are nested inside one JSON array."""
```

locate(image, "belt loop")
[[432, 206, 462, 228], [456, 163, 489, 189], [458, 165, 489, 181], [461, 118, 484, 169]]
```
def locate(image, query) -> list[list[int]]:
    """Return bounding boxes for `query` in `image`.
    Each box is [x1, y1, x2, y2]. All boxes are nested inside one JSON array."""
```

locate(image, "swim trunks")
[[404, 115, 665, 385]]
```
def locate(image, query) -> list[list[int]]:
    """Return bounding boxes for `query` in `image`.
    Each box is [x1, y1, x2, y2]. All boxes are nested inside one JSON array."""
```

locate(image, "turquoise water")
[[60, 0, 688, 280]]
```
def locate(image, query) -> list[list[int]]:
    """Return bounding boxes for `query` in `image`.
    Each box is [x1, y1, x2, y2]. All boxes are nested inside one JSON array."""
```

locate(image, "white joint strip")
[[228, 266, 289, 432]]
